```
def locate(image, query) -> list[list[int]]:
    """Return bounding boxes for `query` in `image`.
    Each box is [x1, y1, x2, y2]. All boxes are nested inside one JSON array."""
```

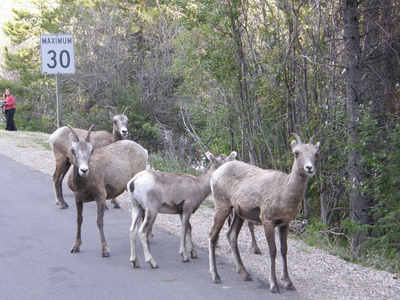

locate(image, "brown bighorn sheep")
[[67, 125, 148, 257], [127, 151, 237, 269], [49, 106, 130, 209], [209, 134, 319, 293]]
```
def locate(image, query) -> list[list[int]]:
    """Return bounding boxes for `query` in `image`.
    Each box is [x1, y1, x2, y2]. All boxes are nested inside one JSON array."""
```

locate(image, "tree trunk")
[[344, 0, 369, 251]]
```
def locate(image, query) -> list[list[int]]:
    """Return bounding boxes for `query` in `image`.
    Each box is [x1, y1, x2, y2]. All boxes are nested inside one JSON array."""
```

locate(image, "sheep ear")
[[227, 151, 237, 161], [291, 133, 302, 144], [205, 151, 215, 163], [315, 142, 320, 151], [69, 133, 74, 144], [291, 140, 297, 150], [67, 125, 79, 142]]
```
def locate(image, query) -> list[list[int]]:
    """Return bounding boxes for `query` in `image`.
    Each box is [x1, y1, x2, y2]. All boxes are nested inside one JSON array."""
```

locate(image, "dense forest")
[[1, 0, 399, 272]]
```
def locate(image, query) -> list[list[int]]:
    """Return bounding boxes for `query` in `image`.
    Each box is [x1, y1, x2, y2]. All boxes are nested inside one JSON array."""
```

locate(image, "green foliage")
[[302, 107, 400, 273], [359, 114, 400, 266], [0, 79, 30, 98], [14, 101, 53, 132], [304, 217, 400, 273], [148, 152, 200, 176]]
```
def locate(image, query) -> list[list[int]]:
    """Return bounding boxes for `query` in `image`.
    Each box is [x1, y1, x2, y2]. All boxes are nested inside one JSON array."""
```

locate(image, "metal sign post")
[[40, 34, 75, 128], [56, 74, 62, 128]]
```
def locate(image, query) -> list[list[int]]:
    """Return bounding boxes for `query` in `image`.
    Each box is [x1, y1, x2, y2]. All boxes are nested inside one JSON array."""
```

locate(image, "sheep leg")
[[264, 222, 279, 293], [139, 211, 158, 269], [179, 213, 192, 262], [209, 205, 231, 284], [129, 205, 144, 268], [70, 201, 83, 253], [227, 213, 252, 281], [52, 159, 71, 208], [96, 199, 110, 257], [186, 220, 197, 258], [279, 226, 295, 291], [248, 221, 262, 255]]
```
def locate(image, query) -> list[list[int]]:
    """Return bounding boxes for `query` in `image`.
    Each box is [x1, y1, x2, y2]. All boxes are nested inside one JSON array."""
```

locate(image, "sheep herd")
[[49, 107, 320, 294]]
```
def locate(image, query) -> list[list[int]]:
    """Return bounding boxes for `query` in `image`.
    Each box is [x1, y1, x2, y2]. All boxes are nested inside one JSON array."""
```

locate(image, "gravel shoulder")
[[1, 129, 399, 300]]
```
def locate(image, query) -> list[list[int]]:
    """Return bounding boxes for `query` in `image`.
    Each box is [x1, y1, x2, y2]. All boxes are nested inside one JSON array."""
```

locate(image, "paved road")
[[0, 154, 304, 299]]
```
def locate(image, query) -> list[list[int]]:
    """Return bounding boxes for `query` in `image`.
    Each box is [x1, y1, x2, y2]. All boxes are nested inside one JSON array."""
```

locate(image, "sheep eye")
[[70, 148, 76, 155], [294, 150, 299, 158]]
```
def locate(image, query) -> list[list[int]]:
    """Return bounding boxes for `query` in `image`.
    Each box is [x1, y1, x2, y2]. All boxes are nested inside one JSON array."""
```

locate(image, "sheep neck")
[[196, 166, 214, 199], [284, 167, 309, 204], [113, 130, 121, 142]]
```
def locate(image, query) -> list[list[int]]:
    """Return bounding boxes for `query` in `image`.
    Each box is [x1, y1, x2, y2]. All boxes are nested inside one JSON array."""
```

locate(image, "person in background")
[[2, 88, 17, 131]]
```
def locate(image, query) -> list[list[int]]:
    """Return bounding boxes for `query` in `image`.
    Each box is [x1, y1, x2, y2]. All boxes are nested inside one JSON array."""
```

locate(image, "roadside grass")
[[0, 129, 51, 151], [299, 224, 400, 274]]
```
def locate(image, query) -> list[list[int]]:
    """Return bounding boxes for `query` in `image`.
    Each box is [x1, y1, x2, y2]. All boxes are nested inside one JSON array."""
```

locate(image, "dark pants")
[[5, 108, 17, 131]]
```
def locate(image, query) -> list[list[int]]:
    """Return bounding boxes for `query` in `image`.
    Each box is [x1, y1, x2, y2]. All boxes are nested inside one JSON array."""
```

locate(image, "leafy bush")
[[148, 152, 200, 176]]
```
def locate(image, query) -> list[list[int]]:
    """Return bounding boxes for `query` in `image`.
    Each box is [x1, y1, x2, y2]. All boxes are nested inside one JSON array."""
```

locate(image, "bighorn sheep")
[[49, 106, 130, 209], [127, 151, 237, 269], [209, 134, 319, 293], [67, 125, 148, 257]]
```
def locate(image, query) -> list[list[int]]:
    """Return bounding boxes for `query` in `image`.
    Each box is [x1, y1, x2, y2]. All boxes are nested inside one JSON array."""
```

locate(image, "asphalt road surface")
[[0, 154, 304, 300]]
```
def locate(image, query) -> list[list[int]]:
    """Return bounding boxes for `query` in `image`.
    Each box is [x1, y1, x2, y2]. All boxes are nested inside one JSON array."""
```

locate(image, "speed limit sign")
[[40, 34, 75, 74]]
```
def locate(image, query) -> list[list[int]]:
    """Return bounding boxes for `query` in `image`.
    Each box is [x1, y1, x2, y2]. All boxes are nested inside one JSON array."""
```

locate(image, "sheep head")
[[204, 151, 237, 173], [291, 134, 320, 177], [105, 106, 130, 139], [68, 125, 94, 177]]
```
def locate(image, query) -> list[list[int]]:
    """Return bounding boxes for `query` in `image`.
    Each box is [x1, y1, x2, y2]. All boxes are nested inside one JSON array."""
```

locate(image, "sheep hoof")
[[286, 285, 296, 291], [252, 248, 262, 255], [181, 254, 190, 262], [102, 251, 110, 257], [239, 270, 252, 281], [131, 260, 139, 268], [190, 249, 197, 258], [70, 248, 80, 253], [148, 259, 158, 269], [213, 278, 222, 284], [59, 202, 69, 209], [270, 287, 280, 294], [110, 199, 120, 208], [244, 275, 253, 281]]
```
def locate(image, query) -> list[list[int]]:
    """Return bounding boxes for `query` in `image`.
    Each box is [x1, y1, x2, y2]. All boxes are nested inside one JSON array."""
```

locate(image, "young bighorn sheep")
[[127, 151, 237, 269], [209, 134, 319, 293], [67, 125, 148, 257], [49, 106, 130, 209]]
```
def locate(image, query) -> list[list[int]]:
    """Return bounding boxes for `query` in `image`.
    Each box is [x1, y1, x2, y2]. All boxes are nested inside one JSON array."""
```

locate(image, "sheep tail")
[[128, 180, 135, 193]]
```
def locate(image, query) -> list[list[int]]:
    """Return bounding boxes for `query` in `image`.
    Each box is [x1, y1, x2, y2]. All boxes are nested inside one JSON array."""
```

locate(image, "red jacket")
[[4, 95, 15, 110]]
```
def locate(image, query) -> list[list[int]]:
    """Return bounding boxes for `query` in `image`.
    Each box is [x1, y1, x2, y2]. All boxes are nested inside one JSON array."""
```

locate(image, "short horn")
[[291, 133, 302, 144], [309, 135, 316, 144], [122, 107, 130, 115], [85, 124, 94, 142], [105, 106, 118, 115], [67, 125, 79, 142]]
